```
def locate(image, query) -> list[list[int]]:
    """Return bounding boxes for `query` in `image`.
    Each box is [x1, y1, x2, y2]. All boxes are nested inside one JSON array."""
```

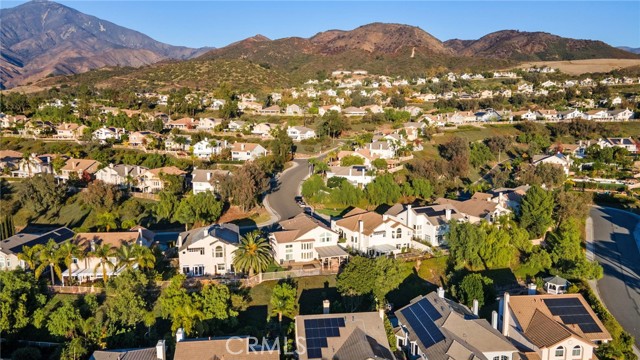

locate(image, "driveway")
[[589, 206, 640, 349], [264, 158, 311, 222]]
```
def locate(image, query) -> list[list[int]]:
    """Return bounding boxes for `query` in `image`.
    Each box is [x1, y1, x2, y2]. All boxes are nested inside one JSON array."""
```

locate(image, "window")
[[301, 252, 313, 260], [182, 266, 190, 274], [215, 246, 223, 258], [193, 265, 204, 277], [72, 257, 78, 264], [188, 247, 205, 255], [501, 356, 509, 360], [217, 264, 225, 271], [301, 243, 313, 250], [0, 256, 5, 269], [555, 347, 565, 357], [494, 357, 500, 360], [320, 232, 332, 243], [351, 235, 358, 243], [395, 228, 402, 239], [572, 346, 581, 357]]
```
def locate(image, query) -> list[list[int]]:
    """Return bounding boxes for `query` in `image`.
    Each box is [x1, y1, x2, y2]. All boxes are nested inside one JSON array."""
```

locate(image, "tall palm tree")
[[96, 212, 118, 232], [113, 243, 136, 272], [58, 241, 84, 285], [18, 244, 41, 272], [132, 244, 155, 270], [35, 239, 63, 285], [173, 302, 205, 335], [270, 282, 297, 324], [90, 244, 115, 284], [232, 231, 272, 278]]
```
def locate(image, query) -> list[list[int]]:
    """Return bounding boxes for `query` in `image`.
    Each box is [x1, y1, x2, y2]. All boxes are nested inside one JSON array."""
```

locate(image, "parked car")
[[295, 196, 306, 207]]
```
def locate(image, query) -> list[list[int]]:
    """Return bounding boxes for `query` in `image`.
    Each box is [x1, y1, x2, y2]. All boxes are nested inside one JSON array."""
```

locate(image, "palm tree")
[[35, 239, 63, 285], [18, 244, 41, 272], [232, 231, 272, 278], [90, 243, 115, 284], [21, 152, 39, 177], [270, 282, 297, 325], [58, 241, 84, 285], [113, 243, 136, 272], [132, 244, 155, 270], [96, 212, 118, 232], [173, 302, 205, 335]]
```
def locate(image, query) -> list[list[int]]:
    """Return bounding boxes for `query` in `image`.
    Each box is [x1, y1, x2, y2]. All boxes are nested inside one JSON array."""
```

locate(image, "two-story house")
[[177, 223, 241, 277], [192, 138, 228, 159], [532, 153, 573, 176], [269, 214, 347, 269], [95, 164, 148, 189], [385, 204, 464, 246], [435, 193, 512, 224], [11, 153, 55, 178], [139, 166, 187, 193], [287, 126, 316, 141], [58, 158, 101, 182], [0, 227, 75, 271], [93, 127, 126, 142], [332, 208, 413, 256], [191, 168, 231, 195], [230, 143, 268, 161]]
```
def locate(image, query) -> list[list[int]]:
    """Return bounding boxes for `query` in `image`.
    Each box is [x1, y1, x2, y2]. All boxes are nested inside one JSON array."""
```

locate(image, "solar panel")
[[544, 298, 602, 334], [544, 298, 582, 309], [579, 323, 602, 333], [303, 317, 346, 359], [400, 298, 445, 349]]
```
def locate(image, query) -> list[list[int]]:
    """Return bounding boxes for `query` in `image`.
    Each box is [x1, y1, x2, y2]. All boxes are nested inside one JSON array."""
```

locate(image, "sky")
[[2, 1, 639, 49]]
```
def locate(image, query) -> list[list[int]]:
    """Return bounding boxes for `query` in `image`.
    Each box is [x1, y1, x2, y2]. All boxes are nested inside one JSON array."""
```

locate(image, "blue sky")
[[2, 1, 639, 48]]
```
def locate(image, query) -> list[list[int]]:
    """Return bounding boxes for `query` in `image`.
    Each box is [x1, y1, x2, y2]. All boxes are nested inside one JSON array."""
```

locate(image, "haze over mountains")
[[1, 0, 638, 89]]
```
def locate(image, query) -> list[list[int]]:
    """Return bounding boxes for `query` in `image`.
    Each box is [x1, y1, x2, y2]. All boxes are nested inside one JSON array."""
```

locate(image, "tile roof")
[[231, 143, 263, 152], [178, 223, 240, 251], [61, 158, 100, 173], [90, 348, 156, 360], [191, 169, 231, 183], [272, 213, 334, 244], [75, 232, 142, 249], [334, 208, 384, 236], [435, 197, 499, 219], [147, 166, 187, 176], [174, 337, 279, 360]]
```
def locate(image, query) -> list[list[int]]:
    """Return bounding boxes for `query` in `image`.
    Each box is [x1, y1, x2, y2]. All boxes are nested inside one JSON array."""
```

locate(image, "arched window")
[[215, 246, 223, 258], [572, 346, 582, 357], [555, 346, 565, 357], [396, 228, 402, 238]]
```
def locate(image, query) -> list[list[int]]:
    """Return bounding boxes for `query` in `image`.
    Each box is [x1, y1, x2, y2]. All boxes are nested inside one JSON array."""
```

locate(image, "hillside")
[[618, 46, 640, 54], [0, 0, 210, 89], [444, 30, 639, 61]]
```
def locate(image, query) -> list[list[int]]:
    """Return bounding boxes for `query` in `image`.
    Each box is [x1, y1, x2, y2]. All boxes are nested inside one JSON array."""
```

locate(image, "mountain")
[[0, 0, 211, 88], [618, 46, 640, 54], [444, 30, 639, 61]]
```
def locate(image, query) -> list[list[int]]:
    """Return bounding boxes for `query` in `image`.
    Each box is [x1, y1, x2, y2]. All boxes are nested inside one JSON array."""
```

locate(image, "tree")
[[340, 155, 365, 167], [155, 190, 180, 222], [270, 282, 297, 324], [331, 181, 363, 207], [231, 162, 270, 211], [17, 245, 40, 272], [317, 111, 348, 138], [371, 257, 404, 308], [173, 192, 223, 230], [440, 137, 470, 177], [457, 273, 493, 308], [301, 175, 326, 200], [35, 239, 63, 285], [269, 126, 294, 169], [232, 231, 272, 277], [96, 211, 118, 232], [47, 299, 82, 338], [469, 142, 494, 168], [519, 185, 554, 239], [90, 244, 115, 284], [389, 94, 406, 109], [554, 190, 592, 225], [446, 221, 484, 270], [411, 178, 433, 200], [57, 241, 84, 285], [80, 181, 124, 212], [16, 174, 67, 215], [0, 269, 46, 333], [104, 269, 154, 327], [336, 256, 405, 309], [371, 158, 388, 171], [365, 174, 401, 206]]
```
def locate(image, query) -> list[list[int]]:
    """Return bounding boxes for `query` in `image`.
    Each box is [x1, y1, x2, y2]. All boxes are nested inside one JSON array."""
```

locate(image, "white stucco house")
[[385, 204, 464, 246], [191, 168, 231, 194], [287, 126, 316, 141], [230, 143, 268, 161], [177, 223, 241, 277], [192, 138, 228, 159]]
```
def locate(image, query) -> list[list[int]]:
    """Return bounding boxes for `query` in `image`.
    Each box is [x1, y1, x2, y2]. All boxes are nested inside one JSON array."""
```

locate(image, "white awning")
[[315, 245, 349, 258]]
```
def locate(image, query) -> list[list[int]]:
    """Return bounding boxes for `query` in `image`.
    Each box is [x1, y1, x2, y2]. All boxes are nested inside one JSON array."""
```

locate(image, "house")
[[95, 164, 148, 188], [285, 104, 304, 116], [139, 166, 186, 193], [343, 106, 366, 117], [230, 142, 267, 161], [64, 229, 154, 284], [335, 150, 377, 167], [270, 213, 347, 268], [327, 166, 375, 187], [367, 141, 396, 159], [318, 105, 341, 116], [597, 137, 637, 153], [385, 204, 464, 246], [164, 134, 192, 151], [192, 138, 228, 159], [238, 101, 263, 112], [332, 208, 413, 256], [93, 126, 126, 142], [11, 153, 55, 178], [287, 126, 316, 141], [513, 110, 538, 121], [177, 223, 241, 276], [475, 109, 502, 122], [251, 123, 276, 137], [90, 341, 166, 360], [295, 310, 394, 360], [58, 158, 100, 181], [196, 117, 222, 131], [55, 123, 85, 139], [165, 117, 197, 130], [532, 153, 573, 175], [611, 96, 622, 106], [585, 109, 610, 121], [0, 114, 27, 128], [258, 105, 281, 115], [435, 194, 512, 223], [548, 143, 587, 159], [395, 291, 517, 360], [537, 109, 559, 121], [228, 120, 247, 132], [541, 80, 558, 88], [608, 108, 634, 121], [0, 150, 23, 172], [402, 122, 426, 141], [500, 293, 612, 360], [449, 111, 477, 124], [544, 275, 570, 295], [128, 131, 160, 147], [558, 109, 584, 120], [191, 168, 230, 194], [174, 334, 279, 360], [489, 185, 531, 213], [0, 227, 75, 271], [363, 104, 385, 114]]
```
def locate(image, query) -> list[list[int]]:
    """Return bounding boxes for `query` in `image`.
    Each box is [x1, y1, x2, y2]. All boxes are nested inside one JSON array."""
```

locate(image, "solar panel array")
[[400, 298, 445, 349], [544, 298, 602, 333], [11, 227, 75, 253], [303, 317, 346, 359]]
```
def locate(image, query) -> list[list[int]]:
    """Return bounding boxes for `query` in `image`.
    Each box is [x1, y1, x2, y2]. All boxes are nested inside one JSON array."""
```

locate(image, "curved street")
[[589, 206, 640, 349], [264, 158, 311, 222]]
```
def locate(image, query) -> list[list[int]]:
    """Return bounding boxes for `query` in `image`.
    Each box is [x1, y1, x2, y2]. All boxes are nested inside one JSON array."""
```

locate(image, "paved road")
[[264, 159, 311, 221], [589, 206, 640, 348]]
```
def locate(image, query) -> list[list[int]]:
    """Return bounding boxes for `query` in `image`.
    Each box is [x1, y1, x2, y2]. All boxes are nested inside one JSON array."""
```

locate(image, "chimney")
[[207, 172, 212, 181], [382, 214, 388, 221], [437, 287, 445, 299], [241, 143, 245, 151], [156, 340, 166, 360], [502, 293, 510, 337], [445, 208, 451, 221], [472, 299, 479, 316], [176, 328, 185, 342], [379, 308, 385, 320], [323, 300, 330, 314], [90, 240, 96, 252], [358, 220, 364, 234], [491, 311, 498, 330], [406, 204, 412, 228]]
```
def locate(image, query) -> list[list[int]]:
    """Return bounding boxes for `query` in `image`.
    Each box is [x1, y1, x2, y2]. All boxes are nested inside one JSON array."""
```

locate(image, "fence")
[[245, 267, 338, 286], [49, 285, 103, 294]]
